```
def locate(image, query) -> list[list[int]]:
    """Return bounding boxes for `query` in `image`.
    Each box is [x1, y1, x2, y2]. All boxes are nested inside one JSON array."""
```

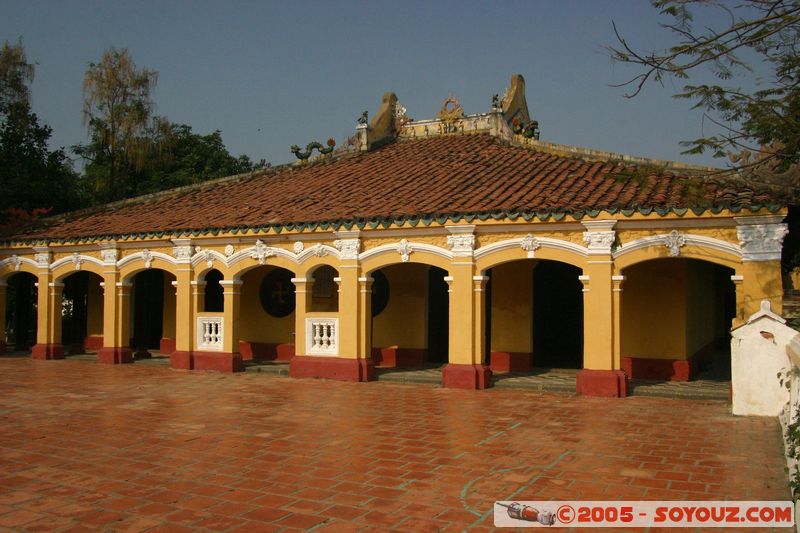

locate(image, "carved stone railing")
[[305, 317, 338, 356], [197, 315, 224, 351]]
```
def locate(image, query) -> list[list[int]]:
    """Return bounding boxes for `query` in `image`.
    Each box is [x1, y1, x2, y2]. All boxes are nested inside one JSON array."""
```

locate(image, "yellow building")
[[0, 75, 788, 396]]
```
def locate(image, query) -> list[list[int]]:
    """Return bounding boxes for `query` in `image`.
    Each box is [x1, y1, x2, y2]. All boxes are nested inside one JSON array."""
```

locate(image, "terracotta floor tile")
[[0, 358, 790, 531]]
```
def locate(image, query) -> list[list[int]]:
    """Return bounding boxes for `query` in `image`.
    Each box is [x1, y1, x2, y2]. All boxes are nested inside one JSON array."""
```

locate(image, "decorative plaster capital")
[[333, 238, 361, 260], [735, 218, 788, 261]]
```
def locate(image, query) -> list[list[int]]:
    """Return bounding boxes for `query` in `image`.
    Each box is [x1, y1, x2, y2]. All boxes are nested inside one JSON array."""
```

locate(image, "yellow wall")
[[239, 267, 295, 344], [161, 274, 176, 340], [622, 260, 688, 359], [490, 260, 533, 353], [372, 264, 427, 349], [86, 278, 104, 336], [622, 259, 730, 360]]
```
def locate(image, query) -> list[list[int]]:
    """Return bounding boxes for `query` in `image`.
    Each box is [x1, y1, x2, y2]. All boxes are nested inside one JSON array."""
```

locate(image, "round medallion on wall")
[[260, 268, 296, 317], [371, 270, 390, 317]]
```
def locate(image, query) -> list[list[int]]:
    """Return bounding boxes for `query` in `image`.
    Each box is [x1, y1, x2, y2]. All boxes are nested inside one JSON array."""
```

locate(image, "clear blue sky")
[[2, 0, 746, 168]]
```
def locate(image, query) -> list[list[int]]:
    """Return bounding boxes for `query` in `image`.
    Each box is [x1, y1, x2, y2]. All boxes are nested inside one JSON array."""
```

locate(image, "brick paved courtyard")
[[0, 357, 791, 532]]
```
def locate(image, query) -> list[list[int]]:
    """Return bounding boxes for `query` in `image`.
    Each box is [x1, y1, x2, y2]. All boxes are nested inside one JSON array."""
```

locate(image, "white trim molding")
[[50, 253, 104, 272], [474, 236, 589, 261], [613, 233, 742, 260], [358, 241, 454, 263]]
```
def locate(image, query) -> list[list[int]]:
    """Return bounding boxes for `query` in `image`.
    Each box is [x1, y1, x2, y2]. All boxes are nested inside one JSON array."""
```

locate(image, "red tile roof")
[[5, 134, 785, 242]]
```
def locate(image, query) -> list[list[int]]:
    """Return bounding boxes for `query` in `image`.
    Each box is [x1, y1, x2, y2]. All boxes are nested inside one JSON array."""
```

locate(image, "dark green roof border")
[[1, 202, 785, 247]]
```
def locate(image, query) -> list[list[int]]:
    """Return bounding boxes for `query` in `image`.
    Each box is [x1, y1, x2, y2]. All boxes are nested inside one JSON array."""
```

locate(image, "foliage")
[[137, 124, 263, 193], [777, 367, 800, 498], [74, 47, 166, 203], [75, 48, 264, 204], [609, 0, 800, 189], [0, 39, 81, 229], [0, 39, 33, 111]]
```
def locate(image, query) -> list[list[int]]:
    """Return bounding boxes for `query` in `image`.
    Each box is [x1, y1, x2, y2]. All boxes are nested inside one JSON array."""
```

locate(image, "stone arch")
[[119, 253, 178, 283], [52, 257, 105, 283], [225, 254, 299, 282], [2, 270, 38, 351], [58, 270, 105, 354], [614, 242, 741, 273], [474, 237, 588, 274], [360, 242, 453, 277], [619, 256, 736, 382], [0, 257, 39, 281], [300, 257, 343, 280]]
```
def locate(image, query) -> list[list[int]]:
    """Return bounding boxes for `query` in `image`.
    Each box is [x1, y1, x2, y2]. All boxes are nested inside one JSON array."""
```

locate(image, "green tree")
[[141, 124, 261, 193], [75, 47, 166, 203], [609, 0, 800, 190], [0, 39, 80, 229]]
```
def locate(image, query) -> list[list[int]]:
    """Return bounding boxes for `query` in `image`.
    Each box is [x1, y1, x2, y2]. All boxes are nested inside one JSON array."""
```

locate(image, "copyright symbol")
[[557, 505, 575, 524]]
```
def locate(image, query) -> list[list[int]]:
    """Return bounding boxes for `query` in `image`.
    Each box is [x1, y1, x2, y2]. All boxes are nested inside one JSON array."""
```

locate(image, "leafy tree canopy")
[[75, 47, 264, 205], [0, 39, 80, 229], [610, 0, 800, 191]]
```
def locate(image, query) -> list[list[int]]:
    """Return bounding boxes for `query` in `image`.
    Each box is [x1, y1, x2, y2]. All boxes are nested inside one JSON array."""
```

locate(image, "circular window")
[[259, 268, 296, 318], [371, 270, 390, 317]]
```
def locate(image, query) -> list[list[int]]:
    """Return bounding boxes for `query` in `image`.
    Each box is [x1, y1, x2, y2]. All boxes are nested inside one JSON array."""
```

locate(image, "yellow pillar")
[[336, 263, 360, 359], [114, 281, 133, 362], [291, 277, 311, 357], [171, 266, 194, 369], [578, 221, 626, 396], [442, 261, 490, 389], [612, 275, 625, 370], [357, 275, 373, 360], [31, 259, 65, 359], [734, 215, 787, 320], [98, 266, 133, 364], [736, 260, 784, 321], [0, 281, 6, 355]]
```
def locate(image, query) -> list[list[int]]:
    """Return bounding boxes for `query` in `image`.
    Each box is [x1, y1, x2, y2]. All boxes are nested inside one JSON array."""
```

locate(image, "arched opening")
[[370, 263, 449, 368], [60, 271, 104, 356], [238, 265, 296, 362], [621, 258, 735, 382], [203, 269, 224, 312], [485, 259, 583, 374], [309, 265, 339, 312], [130, 269, 177, 359], [4, 272, 37, 352]]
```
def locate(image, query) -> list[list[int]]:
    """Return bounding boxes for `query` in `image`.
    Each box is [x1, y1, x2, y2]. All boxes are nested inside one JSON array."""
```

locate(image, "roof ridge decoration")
[[437, 95, 465, 134]]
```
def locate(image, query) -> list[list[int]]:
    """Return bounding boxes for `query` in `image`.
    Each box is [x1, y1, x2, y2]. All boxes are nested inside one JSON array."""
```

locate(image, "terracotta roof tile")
[[6, 134, 786, 242]]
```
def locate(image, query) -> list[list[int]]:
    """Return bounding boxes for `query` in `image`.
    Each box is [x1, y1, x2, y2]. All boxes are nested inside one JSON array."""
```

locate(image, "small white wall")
[[731, 300, 797, 416]]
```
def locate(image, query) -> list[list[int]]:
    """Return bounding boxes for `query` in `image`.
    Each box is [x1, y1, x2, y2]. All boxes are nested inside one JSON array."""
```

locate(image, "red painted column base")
[[98, 347, 133, 364], [192, 351, 243, 373], [442, 364, 493, 389], [489, 351, 533, 373], [576, 369, 628, 397], [290, 356, 375, 382], [170, 351, 193, 370], [31, 343, 65, 360]]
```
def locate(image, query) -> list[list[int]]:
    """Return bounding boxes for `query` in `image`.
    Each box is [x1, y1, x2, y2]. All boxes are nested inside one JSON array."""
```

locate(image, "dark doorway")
[[5, 273, 37, 351], [132, 269, 164, 351], [62, 272, 89, 353], [533, 261, 583, 368], [426, 266, 449, 363], [204, 269, 224, 312]]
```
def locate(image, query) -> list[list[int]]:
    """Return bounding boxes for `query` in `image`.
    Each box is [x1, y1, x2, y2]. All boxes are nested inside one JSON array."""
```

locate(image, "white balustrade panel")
[[197, 316, 224, 351], [305, 317, 338, 356]]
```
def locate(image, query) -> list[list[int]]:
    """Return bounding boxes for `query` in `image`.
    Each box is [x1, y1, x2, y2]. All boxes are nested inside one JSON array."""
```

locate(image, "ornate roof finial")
[[357, 110, 368, 125], [438, 94, 464, 134], [290, 140, 336, 161]]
